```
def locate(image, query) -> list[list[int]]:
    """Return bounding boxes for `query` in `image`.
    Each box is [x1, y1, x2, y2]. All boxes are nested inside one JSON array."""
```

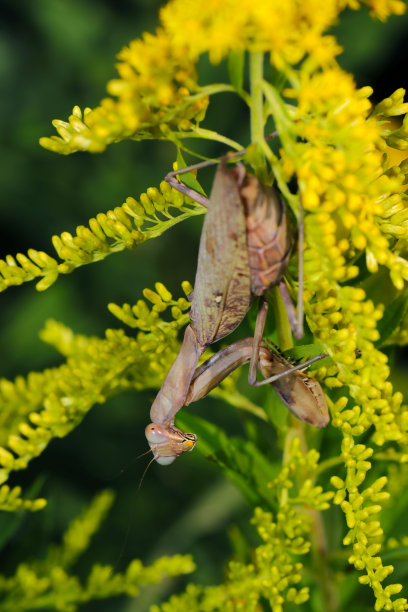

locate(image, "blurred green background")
[[1, 1, 408, 610]]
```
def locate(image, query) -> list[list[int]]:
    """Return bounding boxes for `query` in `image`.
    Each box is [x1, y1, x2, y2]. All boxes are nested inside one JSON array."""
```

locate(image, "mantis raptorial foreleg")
[[147, 334, 329, 464], [184, 337, 329, 429], [247, 291, 319, 387], [149, 325, 205, 425], [247, 294, 269, 386]]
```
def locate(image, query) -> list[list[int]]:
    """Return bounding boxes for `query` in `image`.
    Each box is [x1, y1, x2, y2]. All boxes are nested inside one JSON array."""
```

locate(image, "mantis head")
[[145, 423, 197, 465]]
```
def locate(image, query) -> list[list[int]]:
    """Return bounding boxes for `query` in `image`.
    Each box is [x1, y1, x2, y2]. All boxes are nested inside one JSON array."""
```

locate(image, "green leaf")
[[0, 511, 26, 551], [285, 343, 329, 367], [381, 546, 408, 564], [375, 290, 408, 347], [264, 386, 289, 432], [337, 570, 366, 608], [0, 475, 46, 550], [176, 149, 207, 196], [176, 412, 280, 508], [176, 411, 229, 458], [228, 50, 245, 93], [380, 477, 408, 535]]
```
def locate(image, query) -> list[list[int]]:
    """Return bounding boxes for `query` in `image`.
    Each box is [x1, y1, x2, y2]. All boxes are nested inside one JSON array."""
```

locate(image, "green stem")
[[190, 82, 251, 105], [269, 286, 293, 351], [280, 421, 302, 506], [260, 80, 299, 215], [210, 388, 267, 422], [315, 455, 344, 475], [260, 69, 336, 609], [309, 506, 341, 612], [262, 80, 295, 156], [144, 205, 206, 240], [177, 127, 243, 152], [249, 52, 265, 146], [190, 83, 236, 97], [292, 426, 340, 612], [317, 451, 408, 478]]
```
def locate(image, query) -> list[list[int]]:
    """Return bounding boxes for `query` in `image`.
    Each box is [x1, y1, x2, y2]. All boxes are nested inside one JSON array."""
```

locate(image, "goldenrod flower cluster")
[[0, 283, 193, 512], [152, 438, 332, 612], [279, 69, 408, 607], [331, 439, 408, 612], [0, 490, 195, 611], [40, 0, 405, 156], [0, 182, 204, 293], [40, 29, 208, 155], [161, 0, 344, 66]]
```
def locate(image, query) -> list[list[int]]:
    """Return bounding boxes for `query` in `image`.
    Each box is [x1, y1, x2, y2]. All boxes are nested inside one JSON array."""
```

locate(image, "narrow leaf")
[[176, 412, 279, 508], [264, 387, 289, 432], [176, 150, 207, 196], [375, 290, 408, 347], [284, 343, 329, 367]]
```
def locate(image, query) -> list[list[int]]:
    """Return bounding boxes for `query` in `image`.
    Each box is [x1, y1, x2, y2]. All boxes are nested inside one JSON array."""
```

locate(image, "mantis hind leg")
[[247, 295, 269, 386], [247, 292, 328, 387], [294, 193, 304, 338], [252, 349, 328, 386], [276, 192, 304, 340]]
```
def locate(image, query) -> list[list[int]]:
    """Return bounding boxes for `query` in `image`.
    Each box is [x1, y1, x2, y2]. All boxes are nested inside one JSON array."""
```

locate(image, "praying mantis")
[[145, 151, 329, 465]]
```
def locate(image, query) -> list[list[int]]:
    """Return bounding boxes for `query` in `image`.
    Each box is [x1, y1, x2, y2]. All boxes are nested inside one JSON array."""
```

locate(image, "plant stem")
[[262, 80, 295, 157], [316, 455, 345, 475], [309, 505, 341, 612], [178, 127, 243, 151], [269, 286, 293, 351], [293, 424, 340, 612], [189, 82, 251, 105], [211, 388, 268, 421], [249, 52, 265, 147]]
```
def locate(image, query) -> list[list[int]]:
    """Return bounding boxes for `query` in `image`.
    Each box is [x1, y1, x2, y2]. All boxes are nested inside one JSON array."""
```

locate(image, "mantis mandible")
[[145, 152, 328, 464]]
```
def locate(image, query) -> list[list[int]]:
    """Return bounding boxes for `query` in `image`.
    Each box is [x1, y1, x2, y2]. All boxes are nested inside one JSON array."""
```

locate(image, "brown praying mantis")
[[145, 150, 329, 465]]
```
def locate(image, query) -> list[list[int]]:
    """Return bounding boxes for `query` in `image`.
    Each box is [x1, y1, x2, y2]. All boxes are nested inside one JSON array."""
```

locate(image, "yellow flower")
[[40, 29, 208, 155], [41, 0, 406, 155], [161, 0, 342, 67], [358, 0, 406, 20], [280, 66, 408, 293]]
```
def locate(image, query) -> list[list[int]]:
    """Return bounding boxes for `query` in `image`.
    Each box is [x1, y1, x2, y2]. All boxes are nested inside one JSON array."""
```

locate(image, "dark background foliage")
[[0, 2, 407, 610]]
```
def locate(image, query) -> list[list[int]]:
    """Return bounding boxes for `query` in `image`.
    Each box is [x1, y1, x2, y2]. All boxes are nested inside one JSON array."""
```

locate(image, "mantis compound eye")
[[145, 424, 169, 444], [145, 423, 197, 466]]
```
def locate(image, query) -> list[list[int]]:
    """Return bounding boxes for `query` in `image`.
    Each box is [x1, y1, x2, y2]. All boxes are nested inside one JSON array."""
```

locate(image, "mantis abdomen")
[[240, 172, 294, 297]]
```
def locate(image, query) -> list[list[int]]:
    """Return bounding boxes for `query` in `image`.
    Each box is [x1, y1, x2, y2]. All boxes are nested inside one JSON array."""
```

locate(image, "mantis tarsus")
[[145, 153, 329, 465]]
